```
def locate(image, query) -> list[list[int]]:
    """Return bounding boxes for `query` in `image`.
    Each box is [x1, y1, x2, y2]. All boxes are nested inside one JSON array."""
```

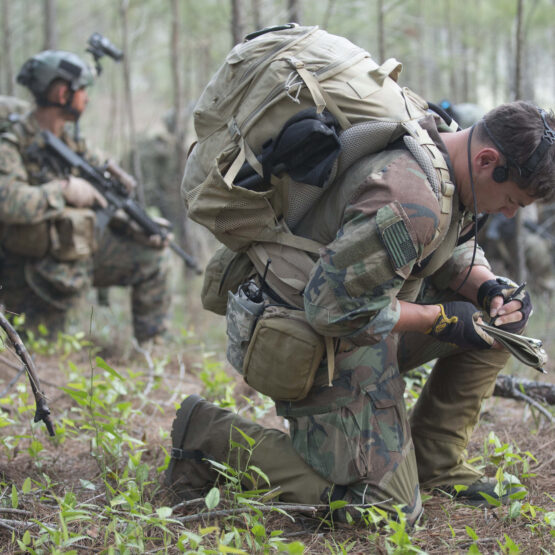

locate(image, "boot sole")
[[165, 394, 204, 487]]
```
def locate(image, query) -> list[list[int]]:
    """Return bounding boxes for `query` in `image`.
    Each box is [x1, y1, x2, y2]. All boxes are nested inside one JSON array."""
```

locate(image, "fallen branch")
[[0, 310, 55, 435], [175, 504, 319, 523], [0, 517, 35, 530], [175, 500, 392, 523], [510, 388, 555, 423], [494, 374, 555, 405], [0, 507, 32, 516]]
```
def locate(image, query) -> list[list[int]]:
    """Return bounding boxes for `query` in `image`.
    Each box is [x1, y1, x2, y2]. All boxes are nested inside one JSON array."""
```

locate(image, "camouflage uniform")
[[272, 117, 508, 516], [170, 115, 511, 523], [0, 111, 171, 341]]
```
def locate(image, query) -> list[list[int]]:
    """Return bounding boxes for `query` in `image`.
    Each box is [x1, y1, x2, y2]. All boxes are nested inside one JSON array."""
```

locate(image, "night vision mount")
[[86, 32, 123, 74]]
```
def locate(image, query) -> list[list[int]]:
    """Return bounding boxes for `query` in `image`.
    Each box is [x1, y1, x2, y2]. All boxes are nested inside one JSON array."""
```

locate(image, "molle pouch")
[[243, 305, 325, 401], [50, 207, 97, 262], [1, 221, 50, 258], [201, 245, 255, 315], [225, 288, 265, 372]]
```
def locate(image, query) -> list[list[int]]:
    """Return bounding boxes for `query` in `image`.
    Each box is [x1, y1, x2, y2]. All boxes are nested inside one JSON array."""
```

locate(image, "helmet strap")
[[38, 87, 81, 119]]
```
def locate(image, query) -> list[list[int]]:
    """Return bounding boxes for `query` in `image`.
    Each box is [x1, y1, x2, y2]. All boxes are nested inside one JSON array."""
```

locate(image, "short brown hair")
[[475, 101, 555, 201]]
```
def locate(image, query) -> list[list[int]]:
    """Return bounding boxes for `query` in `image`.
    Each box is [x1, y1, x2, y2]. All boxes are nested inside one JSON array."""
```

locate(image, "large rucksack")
[[182, 24, 456, 400], [182, 24, 455, 309]]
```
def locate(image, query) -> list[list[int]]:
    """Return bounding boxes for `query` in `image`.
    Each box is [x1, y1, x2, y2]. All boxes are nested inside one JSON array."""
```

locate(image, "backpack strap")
[[401, 120, 455, 262], [286, 56, 352, 131], [247, 221, 323, 309]]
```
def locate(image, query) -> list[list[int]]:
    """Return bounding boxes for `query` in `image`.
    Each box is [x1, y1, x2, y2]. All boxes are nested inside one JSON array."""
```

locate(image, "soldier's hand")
[[136, 216, 173, 249], [427, 301, 494, 350], [110, 211, 172, 249], [477, 277, 532, 333], [62, 176, 108, 208]]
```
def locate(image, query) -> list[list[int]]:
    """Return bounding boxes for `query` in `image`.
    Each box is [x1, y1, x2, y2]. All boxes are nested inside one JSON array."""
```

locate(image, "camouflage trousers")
[[177, 286, 510, 524], [0, 226, 171, 341], [172, 330, 508, 524]]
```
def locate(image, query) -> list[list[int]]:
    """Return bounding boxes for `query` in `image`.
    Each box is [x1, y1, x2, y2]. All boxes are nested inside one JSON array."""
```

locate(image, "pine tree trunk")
[[43, 0, 58, 50], [251, 0, 262, 31], [2, 0, 14, 96], [494, 375, 555, 405], [287, 0, 302, 23], [514, 0, 526, 282], [231, 0, 245, 47], [119, 0, 145, 204]]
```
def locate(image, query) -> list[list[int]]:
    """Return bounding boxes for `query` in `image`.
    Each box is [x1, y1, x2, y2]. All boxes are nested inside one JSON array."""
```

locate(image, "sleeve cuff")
[[43, 180, 66, 211]]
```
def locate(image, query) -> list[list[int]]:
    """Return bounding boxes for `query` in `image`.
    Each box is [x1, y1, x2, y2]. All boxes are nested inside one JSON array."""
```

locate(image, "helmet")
[[16, 50, 94, 101]]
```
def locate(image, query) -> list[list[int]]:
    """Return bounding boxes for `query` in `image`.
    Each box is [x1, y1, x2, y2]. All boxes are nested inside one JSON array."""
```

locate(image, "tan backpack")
[[182, 24, 456, 400], [183, 24, 454, 309]]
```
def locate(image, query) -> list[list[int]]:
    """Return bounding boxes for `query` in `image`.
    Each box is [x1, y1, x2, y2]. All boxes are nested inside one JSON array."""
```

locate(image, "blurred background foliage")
[[2, 0, 553, 159]]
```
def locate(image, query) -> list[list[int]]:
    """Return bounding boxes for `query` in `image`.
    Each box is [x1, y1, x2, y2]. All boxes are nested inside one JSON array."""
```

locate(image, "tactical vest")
[[0, 113, 96, 261]]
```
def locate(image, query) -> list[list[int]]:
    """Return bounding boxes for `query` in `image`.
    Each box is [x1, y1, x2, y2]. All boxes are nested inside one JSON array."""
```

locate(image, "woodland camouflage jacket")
[[0, 110, 97, 308], [0, 111, 71, 225], [296, 116, 491, 345]]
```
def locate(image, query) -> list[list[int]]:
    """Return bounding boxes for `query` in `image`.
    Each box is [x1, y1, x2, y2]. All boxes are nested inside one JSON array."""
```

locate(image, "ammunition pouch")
[[1, 221, 50, 258], [201, 245, 255, 315], [50, 207, 97, 261], [0, 207, 96, 261], [243, 305, 325, 401]]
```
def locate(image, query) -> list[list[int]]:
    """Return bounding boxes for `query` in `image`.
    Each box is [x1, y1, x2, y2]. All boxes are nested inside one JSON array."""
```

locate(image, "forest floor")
[[0, 279, 554, 553]]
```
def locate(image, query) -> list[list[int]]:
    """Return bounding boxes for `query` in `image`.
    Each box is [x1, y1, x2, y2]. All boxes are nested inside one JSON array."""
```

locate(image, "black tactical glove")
[[477, 277, 532, 333], [427, 302, 494, 350]]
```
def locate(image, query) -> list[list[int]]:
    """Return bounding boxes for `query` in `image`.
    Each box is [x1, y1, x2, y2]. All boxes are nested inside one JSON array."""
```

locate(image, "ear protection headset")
[[482, 108, 555, 183]]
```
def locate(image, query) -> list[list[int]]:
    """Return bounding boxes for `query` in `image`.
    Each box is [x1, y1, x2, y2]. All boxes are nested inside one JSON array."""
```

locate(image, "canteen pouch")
[[226, 288, 265, 372], [50, 207, 97, 261], [243, 305, 325, 401]]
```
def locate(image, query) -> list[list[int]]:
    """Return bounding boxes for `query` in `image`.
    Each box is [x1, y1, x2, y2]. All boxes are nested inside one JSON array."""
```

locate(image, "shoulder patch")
[[376, 202, 418, 271]]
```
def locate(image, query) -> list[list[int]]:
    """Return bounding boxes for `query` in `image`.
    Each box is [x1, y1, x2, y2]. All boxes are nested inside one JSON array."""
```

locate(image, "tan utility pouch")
[[243, 305, 325, 401], [50, 207, 97, 261], [1, 221, 50, 257]]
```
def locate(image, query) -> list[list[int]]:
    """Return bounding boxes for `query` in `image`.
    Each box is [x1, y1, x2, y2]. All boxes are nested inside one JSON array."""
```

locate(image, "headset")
[[482, 108, 555, 183]]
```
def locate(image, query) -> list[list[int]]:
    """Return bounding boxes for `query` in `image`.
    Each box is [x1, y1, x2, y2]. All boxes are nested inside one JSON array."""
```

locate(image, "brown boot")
[[165, 395, 217, 500]]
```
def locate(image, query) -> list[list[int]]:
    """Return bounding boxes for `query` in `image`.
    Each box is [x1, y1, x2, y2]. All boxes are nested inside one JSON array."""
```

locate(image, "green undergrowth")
[[0, 311, 554, 552]]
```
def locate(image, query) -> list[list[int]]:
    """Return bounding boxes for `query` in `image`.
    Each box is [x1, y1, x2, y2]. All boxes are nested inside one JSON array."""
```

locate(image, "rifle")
[[35, 130, 202, 274]]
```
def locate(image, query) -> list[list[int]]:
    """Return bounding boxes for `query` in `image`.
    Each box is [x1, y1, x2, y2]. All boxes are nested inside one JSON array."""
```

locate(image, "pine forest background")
[[1, 1, 555, 552], [2, 0, 554, 169]]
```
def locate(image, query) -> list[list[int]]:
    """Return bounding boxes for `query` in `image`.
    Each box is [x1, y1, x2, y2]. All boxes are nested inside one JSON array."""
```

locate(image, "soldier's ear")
[[46, 81, 70, 104], [476, 147, 502, 174], [59, 83, 72, 103]]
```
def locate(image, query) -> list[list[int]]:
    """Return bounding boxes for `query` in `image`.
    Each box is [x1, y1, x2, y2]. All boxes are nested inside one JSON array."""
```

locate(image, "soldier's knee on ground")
[[345, 446, 422, 526]]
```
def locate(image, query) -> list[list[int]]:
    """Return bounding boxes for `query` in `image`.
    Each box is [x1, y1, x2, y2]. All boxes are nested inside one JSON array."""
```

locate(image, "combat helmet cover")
[[16, 50, 94, 101]]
